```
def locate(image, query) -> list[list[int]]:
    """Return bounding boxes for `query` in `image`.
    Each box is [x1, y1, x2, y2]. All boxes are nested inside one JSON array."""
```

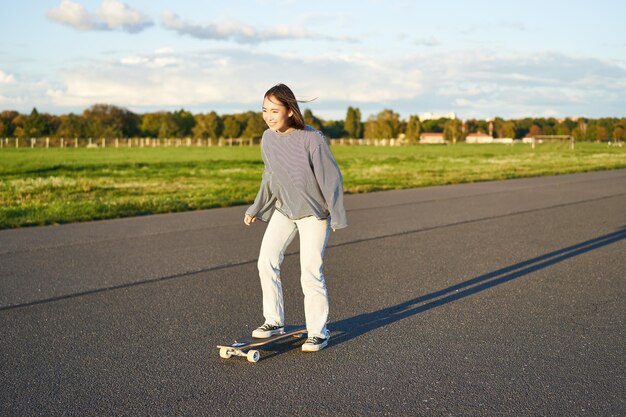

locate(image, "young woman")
[[244, 84, 347, 352]]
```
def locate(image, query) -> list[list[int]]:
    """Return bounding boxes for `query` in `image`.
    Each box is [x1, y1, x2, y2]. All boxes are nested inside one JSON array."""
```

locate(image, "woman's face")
[[263, 95, 293, 133]]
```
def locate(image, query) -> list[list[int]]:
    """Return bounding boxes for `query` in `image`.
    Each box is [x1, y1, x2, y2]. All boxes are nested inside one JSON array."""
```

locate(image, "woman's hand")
[[244, 214, 256, 226]]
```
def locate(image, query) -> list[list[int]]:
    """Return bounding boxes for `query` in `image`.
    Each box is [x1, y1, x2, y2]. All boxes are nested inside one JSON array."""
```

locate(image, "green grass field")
[[1, 142, 624, 229]]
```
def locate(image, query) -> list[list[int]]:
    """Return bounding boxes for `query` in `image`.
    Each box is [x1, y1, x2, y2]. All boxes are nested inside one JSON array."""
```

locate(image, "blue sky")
[[1, 0, 625, 120]]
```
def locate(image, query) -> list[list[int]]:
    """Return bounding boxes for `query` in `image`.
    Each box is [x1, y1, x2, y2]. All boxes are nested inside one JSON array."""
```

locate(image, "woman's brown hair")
[[264, 84, 307, 130]]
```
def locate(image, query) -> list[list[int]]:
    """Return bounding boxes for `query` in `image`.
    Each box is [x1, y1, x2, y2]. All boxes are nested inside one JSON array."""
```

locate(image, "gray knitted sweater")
[[246, 125, 347, 229]]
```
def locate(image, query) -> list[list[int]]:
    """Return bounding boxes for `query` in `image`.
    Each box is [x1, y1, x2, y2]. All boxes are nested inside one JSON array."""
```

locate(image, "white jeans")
[[257, 210, 331, 338]]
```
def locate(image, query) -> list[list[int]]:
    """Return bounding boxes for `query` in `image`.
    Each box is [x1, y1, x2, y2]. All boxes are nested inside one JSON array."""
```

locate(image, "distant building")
[[465, 133, 493, 144], [419, 132, 446, 144], [493, 138, 514, 144]]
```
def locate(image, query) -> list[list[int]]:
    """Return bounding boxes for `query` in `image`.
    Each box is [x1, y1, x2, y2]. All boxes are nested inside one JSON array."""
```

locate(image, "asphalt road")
[[1, 170, 625, 416]]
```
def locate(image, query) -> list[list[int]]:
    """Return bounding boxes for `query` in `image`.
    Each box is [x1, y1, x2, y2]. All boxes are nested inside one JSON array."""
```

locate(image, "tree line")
[[1, 104, 624, 142]]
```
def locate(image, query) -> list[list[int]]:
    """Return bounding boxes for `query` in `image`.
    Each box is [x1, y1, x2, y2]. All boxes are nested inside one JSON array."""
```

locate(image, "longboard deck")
[[217, 325, 306, 349], [217, 325, 307, 362]]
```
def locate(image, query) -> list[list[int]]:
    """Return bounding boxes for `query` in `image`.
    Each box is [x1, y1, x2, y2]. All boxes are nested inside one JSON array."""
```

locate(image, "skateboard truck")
[[219, 344, 261, 363]]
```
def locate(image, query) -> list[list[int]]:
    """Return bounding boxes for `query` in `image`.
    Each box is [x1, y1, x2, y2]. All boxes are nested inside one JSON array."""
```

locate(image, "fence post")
[[30, 138, 35, 148]]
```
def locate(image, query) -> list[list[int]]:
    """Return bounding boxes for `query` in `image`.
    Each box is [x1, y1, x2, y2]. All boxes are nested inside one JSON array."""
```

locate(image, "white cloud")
[[499, 20, 526, 31], [43, 48, 425, 112], [416, 50, 626, 118], [0, 70, 16, 84], [155, 47, 175, 55], [46, 0, 96, 31], [96, 0, 152, 33], [0, 77, 53, 110], [46, 0, 152, 33], [5, 46, 626, 119], [161, 12, 355, 44], [120, 56, 149, 65], [414, 36, 441, 47]]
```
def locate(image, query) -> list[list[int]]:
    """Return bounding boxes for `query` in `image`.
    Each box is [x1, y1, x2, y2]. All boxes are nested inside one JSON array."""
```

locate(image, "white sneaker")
[[252, 323, 284, 338], [302, 334, 329, 352]]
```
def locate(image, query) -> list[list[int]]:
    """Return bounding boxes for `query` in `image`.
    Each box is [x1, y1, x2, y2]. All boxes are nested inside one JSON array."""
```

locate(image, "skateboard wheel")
[[247, 350, 260, 363], [219, 348, 232, 359]]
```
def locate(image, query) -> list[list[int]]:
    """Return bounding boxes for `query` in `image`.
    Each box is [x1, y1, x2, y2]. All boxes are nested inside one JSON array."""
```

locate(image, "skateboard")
[[217, 325, 306, 363]]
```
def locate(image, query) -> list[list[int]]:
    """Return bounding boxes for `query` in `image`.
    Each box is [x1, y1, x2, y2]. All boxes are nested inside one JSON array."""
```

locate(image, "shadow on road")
[[328, 226, 626, 348]]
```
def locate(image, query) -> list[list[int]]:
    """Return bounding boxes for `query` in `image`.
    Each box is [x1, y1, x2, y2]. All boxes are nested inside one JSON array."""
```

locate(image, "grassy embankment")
[[1, 142, 624, 229]]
